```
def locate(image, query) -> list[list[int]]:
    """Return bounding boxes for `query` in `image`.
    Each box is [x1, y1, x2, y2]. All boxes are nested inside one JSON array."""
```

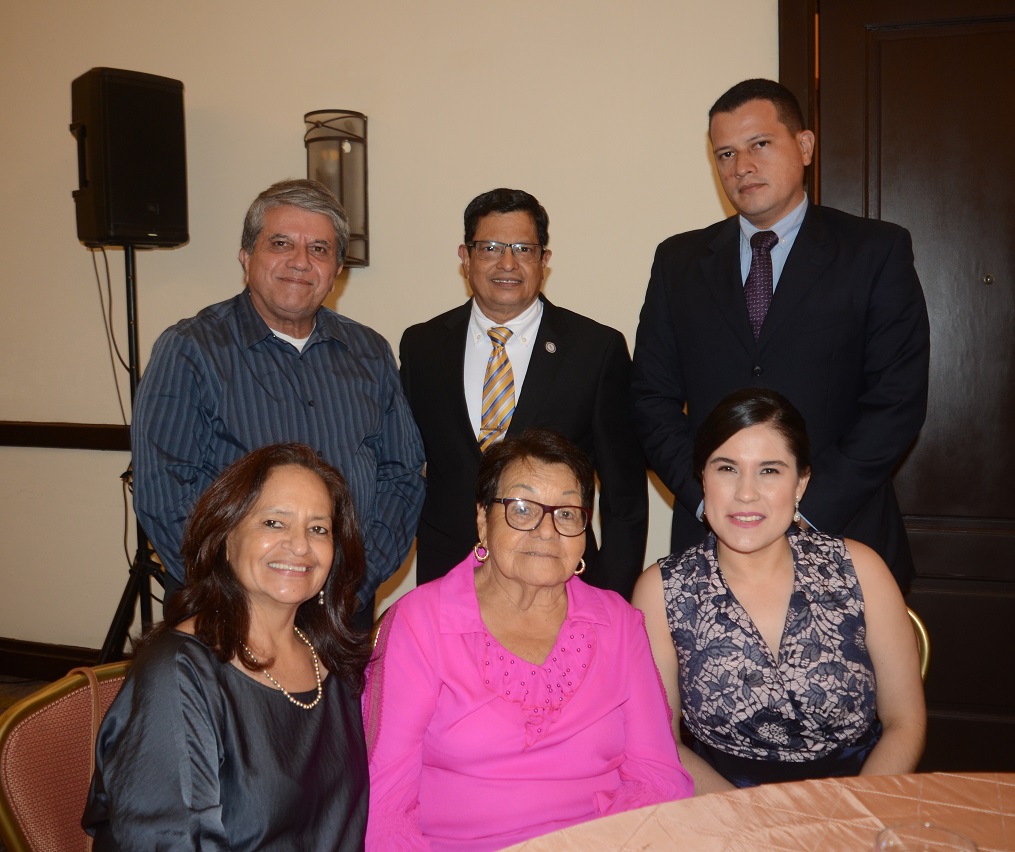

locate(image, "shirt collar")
[[739, 195, 809, 243], [236, 290, 348, 350], [468, 297, 543, 347], [437, 551, 613, 635]]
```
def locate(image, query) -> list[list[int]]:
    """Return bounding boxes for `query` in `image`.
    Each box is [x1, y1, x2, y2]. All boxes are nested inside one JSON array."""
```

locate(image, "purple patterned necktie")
[[744, 230, 779, 340]]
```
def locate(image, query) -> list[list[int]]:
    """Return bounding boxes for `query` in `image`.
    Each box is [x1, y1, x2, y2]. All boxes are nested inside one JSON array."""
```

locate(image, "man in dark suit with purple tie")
[[631, 79, 930, 588]]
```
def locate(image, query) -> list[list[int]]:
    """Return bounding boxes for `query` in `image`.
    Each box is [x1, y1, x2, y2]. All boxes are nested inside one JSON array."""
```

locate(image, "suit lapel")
[[702, 217, 756, 354], [509, 296, 565, 434], [441, 302, 484, 456], [759, 205, 834, 345]]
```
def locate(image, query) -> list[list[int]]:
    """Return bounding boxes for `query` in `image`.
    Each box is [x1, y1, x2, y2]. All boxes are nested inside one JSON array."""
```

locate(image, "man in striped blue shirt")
[[132, 179, 425, 624]]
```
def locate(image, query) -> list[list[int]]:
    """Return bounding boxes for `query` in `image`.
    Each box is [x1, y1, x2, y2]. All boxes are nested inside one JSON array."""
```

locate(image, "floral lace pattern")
[[482, 623, 597, 748], [660, 528, 876, 762]]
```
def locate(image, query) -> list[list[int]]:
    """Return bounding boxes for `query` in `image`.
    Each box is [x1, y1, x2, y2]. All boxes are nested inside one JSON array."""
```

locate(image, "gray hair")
[[240, 179, 349, 263]]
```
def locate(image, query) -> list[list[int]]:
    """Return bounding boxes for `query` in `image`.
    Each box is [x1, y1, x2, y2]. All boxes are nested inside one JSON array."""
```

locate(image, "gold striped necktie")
[[479, 326, 515, 452]]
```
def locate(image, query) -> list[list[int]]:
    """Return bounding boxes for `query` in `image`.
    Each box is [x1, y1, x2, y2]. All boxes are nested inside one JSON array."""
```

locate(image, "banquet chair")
[[906, 607, 930, 682], [0, 661, 130, 852], [372, 606, 391, 648]]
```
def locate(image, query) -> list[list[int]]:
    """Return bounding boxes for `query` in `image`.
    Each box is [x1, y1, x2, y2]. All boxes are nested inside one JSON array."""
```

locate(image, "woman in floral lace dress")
[[633, 388, 925, 792]]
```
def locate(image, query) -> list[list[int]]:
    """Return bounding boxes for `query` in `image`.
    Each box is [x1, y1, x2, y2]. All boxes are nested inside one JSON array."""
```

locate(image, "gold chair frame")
[[0, 661, 130, 852], [907, 607, 930, 682]]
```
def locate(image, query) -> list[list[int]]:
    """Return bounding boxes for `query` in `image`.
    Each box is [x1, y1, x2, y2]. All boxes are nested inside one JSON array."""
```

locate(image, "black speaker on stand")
[[70, 67, 189, 661], [71, 67, 188, 247]]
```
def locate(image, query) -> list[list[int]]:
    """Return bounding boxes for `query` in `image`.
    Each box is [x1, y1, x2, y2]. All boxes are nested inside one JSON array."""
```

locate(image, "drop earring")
[[318, 590, 325, 605], [793, 498, 801, 525]]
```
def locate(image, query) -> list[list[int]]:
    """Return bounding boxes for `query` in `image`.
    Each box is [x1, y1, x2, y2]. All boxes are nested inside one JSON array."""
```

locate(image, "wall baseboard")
[[0, 637, 101, 680]]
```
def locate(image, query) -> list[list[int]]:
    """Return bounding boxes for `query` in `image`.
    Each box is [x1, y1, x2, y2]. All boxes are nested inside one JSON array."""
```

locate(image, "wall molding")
[[0, 637, 103, 680], [0, 422, 129, 451]]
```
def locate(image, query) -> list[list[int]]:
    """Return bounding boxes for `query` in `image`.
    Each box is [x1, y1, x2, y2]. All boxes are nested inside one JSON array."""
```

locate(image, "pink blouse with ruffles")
[[363, 554, 692, 850]]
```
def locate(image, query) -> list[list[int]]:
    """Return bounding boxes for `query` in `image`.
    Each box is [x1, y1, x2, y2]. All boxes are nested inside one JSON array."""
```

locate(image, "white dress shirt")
[[464, 298, 543, 439]]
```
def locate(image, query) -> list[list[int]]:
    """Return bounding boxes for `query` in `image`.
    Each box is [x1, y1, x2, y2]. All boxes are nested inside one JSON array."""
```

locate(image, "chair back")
[[0, 661, 130, 852], [907, 607, 931, 682], [371, 606, 391, 649]]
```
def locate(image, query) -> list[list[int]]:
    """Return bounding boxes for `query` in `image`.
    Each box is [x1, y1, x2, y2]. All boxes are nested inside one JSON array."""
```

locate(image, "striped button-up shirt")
[[132, 291, 425, 603]]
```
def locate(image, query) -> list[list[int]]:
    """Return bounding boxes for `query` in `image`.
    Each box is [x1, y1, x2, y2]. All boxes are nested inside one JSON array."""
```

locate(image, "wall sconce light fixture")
[[304, 109, 368, 267]]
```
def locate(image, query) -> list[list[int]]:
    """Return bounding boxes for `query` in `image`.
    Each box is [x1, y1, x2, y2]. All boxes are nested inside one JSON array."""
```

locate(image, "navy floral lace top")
[[659, 527, 877, 764]]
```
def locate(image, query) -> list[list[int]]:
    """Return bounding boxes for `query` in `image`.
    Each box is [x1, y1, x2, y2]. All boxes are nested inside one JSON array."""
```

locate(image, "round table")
[[504, 772, 1014, 851]]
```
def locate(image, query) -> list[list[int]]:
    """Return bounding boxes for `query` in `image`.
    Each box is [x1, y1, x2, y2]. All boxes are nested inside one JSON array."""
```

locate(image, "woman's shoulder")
[[135, 626, 207, 658], [790, 525, 848, 551], [568, 577, 644, 633], [130, 628, 221, 686], [653, 539, 717, 602], [385, 565, 454, 618], [790, 528, 856, 576], [839, 536, 879, 565], [790, 530, 873, 614], [838, 537, 897, 598], [379, 557, 480, 643], [101, 631, 228, 730], [658, 536, 715, 577]]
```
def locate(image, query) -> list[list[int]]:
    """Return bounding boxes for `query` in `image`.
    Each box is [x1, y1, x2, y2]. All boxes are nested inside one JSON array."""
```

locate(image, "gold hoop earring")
[[573, 558, 586, 576], [473, 542, 489, 563]]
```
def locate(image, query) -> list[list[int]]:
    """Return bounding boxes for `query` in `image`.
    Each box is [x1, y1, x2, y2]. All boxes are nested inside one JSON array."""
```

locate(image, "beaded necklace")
[[241, 626, 322, 710]]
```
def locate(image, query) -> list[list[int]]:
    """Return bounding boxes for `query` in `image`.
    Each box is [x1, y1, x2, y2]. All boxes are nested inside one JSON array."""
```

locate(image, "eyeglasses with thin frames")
[[490, 498, 590, 537], [466, 240, 544, 264]]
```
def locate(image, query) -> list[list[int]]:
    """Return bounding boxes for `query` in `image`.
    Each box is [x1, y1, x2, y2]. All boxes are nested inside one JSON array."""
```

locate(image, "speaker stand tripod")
[[98, 244, 164, 663]]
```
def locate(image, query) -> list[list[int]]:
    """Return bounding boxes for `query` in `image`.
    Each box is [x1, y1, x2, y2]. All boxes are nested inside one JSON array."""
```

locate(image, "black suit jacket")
[[631, 204, 930, 587], [400, 295, 648, 597]]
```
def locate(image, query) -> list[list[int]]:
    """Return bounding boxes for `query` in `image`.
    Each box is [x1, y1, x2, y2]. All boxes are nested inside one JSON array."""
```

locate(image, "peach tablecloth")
[[505, 772, 1014, 851]]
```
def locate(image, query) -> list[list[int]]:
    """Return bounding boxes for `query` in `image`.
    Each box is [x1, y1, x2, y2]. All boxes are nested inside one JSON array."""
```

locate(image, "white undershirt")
[[464, 299, 543, 438], [271, 327, 313, 352]]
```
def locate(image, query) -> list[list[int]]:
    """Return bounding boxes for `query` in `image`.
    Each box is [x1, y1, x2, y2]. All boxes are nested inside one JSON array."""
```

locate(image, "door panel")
[[872, 22, 1015, 519], [783, 0, 1015, 770]]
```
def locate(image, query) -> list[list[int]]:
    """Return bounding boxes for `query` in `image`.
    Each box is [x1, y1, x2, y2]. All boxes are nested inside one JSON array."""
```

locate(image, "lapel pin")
[[545, 342, 557, 353]]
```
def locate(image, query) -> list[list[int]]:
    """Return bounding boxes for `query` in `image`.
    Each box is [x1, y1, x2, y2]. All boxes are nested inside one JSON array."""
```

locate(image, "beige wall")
[[0, 0, 776, 648]]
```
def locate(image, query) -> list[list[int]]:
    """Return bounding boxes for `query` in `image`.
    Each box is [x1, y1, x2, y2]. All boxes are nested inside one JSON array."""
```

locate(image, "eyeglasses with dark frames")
[[490, 498, 590, 537]]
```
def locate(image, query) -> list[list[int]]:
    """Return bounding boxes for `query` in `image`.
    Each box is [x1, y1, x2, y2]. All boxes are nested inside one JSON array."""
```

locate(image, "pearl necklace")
[[241, 626, 322, 710]]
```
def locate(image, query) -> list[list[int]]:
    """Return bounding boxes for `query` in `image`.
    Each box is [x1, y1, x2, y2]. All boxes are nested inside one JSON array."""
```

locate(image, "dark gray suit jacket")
[[631, 204, 930, 587], [400, 295, 648, 597]]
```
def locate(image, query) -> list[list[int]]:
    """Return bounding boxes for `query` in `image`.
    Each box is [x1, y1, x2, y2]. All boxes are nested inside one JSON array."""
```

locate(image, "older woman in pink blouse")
[[363, 430, 692, 850]]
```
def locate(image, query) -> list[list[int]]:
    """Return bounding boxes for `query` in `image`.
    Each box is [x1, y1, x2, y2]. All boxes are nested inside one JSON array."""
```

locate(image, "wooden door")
[[781, 0, 1015, 770]]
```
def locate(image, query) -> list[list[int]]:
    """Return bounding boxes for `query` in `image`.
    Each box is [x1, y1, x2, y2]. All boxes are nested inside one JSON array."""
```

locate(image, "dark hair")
[[476, 429, 594, 510], [240, 178, 350, 263], [708, 78, 806, 136], [693, 388, 811, 480], [463, 188, 549, 247], [162, 443, 370, 690]]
